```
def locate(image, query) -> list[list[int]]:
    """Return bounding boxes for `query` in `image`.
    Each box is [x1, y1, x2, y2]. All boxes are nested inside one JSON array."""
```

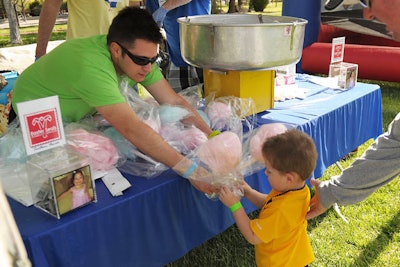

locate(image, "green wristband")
[[229, 202, 242, 213], [208, 130, 221, 139]]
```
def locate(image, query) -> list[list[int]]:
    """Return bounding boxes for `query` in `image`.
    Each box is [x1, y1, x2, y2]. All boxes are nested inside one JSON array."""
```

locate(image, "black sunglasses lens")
[[132, 56, 159, 66], [131, 56, 149, 66], [117, 42, 157, 66]]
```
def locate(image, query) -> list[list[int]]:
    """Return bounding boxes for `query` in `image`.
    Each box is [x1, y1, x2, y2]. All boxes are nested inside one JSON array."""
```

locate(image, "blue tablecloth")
[[259, 78, 383, 178], [8, 79, 383, 267]]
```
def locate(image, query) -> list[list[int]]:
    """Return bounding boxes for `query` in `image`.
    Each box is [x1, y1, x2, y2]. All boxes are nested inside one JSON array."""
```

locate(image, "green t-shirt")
[[12, 35, 163, 122]]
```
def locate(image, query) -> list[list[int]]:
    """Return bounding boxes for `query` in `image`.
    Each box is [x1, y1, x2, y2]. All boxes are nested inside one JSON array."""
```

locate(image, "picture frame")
[[34, 165, 96, 219]]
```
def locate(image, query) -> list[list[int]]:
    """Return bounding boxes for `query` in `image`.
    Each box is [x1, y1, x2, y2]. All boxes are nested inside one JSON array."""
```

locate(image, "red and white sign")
[[331, 37, 345, 64], [17, 96, 65, 155]]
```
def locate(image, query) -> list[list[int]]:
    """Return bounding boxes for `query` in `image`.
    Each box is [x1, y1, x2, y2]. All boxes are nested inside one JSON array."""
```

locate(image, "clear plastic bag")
[[240, 123, 291, 177], [204, 95, 258, 141], [173, 131, 244, 196], [64, 123, 125, 173], [0, 120, 27, 163]]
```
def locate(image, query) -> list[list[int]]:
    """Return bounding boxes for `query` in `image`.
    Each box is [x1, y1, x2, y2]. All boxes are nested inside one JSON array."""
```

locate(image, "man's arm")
[[97, 102, 185, 168], [162, 0, 192, 10], [151, 0, 192, 26], [35, 0, 63, 59], [307, 112, 400, 219], [97, 102, 213, 193]]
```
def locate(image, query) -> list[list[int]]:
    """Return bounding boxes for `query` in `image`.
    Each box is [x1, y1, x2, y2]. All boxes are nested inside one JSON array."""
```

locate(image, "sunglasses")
[[359, 0, 371, 8], [116, 42, 159, 66]]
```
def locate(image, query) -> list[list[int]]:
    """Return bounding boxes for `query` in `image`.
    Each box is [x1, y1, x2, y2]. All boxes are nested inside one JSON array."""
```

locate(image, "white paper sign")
[[331, 37, 345, 64], [17, 95, 65, 155]]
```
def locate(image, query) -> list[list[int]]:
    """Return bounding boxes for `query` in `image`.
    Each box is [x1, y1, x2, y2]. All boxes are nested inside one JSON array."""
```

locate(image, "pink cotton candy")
[[160, 124, 207, 154], [249, 123, 288, 163], [205, 101, 233, 130], [180, 127, 208, 152], [197, 131, 242, 174], [67, 129, 119, 172]]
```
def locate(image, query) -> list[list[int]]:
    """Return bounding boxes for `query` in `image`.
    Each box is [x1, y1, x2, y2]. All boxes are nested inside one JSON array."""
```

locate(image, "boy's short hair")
[[107, 7, 163, 46], [262, 129, 317, 180]]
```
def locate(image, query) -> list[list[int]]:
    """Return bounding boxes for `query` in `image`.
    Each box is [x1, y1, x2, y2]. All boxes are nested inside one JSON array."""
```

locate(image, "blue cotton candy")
[[103, 127, 137, 160], [158, 105, 190, 124]]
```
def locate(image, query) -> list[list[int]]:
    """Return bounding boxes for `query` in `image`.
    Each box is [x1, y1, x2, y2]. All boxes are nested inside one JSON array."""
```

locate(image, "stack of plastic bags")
[[0, 77, 290, 189]]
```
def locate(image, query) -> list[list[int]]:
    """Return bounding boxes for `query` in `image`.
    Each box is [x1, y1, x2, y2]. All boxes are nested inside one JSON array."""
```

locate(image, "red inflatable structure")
[[302, 24, 400, 82], [282, 0, 400, 82]]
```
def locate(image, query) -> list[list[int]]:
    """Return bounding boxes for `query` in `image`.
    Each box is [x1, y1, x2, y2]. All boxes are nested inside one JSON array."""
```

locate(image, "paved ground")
[[0, 14, 68, 29]]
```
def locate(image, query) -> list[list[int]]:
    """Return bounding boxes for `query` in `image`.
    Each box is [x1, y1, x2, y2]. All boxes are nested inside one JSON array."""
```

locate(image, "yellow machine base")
[[203, 69, 275, 114]]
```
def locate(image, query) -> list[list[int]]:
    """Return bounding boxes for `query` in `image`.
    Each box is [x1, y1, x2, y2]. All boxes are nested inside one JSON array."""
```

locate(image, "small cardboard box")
[[203, 69, 275, 115], [328, 37, 358, 89], [275, 64, 296, 87], [329, 62, 358, 89]]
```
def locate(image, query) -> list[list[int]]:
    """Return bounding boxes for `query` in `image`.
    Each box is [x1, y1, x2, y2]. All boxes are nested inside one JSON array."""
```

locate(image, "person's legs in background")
[[166, 62, 202, 93]]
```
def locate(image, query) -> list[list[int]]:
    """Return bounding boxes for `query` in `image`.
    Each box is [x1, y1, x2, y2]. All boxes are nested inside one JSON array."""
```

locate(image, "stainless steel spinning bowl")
[[178, 14, 308, 71]]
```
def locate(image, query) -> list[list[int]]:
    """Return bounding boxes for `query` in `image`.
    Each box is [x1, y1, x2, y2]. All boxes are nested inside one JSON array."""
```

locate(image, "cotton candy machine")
[[178, 14, 308, 113], [178, 14, 308, 71]]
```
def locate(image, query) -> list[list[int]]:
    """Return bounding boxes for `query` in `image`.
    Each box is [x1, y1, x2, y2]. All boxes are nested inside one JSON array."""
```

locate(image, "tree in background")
[[228, 0, 236, 13], [252, 0, 269, 12], [2, 0, 22, 45], [14, 0, 30, 21]]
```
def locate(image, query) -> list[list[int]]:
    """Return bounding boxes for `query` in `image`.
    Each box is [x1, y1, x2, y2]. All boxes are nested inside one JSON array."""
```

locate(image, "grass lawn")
[[0, 24, 67, 48], [1, 3, 399, 266]]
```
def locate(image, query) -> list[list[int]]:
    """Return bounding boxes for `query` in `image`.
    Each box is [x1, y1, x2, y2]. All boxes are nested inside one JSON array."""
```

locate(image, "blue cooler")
[[0, 71, 19, 105]]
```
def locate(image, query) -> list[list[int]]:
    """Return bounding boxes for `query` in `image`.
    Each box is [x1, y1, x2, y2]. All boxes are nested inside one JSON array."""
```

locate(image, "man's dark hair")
[[107, 7, 163, 47]]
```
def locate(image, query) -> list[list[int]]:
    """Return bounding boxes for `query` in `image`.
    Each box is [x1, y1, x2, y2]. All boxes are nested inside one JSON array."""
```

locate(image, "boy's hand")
[[241, 181, 253, 196], [218, 186, 241, 207]]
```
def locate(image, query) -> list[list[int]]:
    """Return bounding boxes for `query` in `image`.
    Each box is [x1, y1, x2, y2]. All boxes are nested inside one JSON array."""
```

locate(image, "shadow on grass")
[[351, 210, 400, 266]]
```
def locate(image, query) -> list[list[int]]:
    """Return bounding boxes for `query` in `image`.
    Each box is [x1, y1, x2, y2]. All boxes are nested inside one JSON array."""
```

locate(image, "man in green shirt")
[[12, 7, 213, 193]]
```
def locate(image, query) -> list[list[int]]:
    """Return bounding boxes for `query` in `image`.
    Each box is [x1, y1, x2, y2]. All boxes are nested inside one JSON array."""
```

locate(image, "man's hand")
[[306, 178, 328, 220], [189, 179, 215, 195]]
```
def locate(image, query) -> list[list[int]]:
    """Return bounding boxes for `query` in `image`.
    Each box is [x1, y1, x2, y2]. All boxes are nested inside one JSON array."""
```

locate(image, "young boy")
[[219, 129, 317, 267]]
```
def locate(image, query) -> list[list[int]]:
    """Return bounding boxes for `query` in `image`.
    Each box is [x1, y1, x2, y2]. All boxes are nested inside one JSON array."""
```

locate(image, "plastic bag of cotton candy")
[[101, 113, 169, 179], [91, 80, 208, 178], [173, 131, 244, 197], [64, 123, 125, 175], [100, 102, 208, 178], [104, 103, 209, 178], [119, 78, 209, 155], [239, 123, 291, 177], [204, 95, 258, 140]]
